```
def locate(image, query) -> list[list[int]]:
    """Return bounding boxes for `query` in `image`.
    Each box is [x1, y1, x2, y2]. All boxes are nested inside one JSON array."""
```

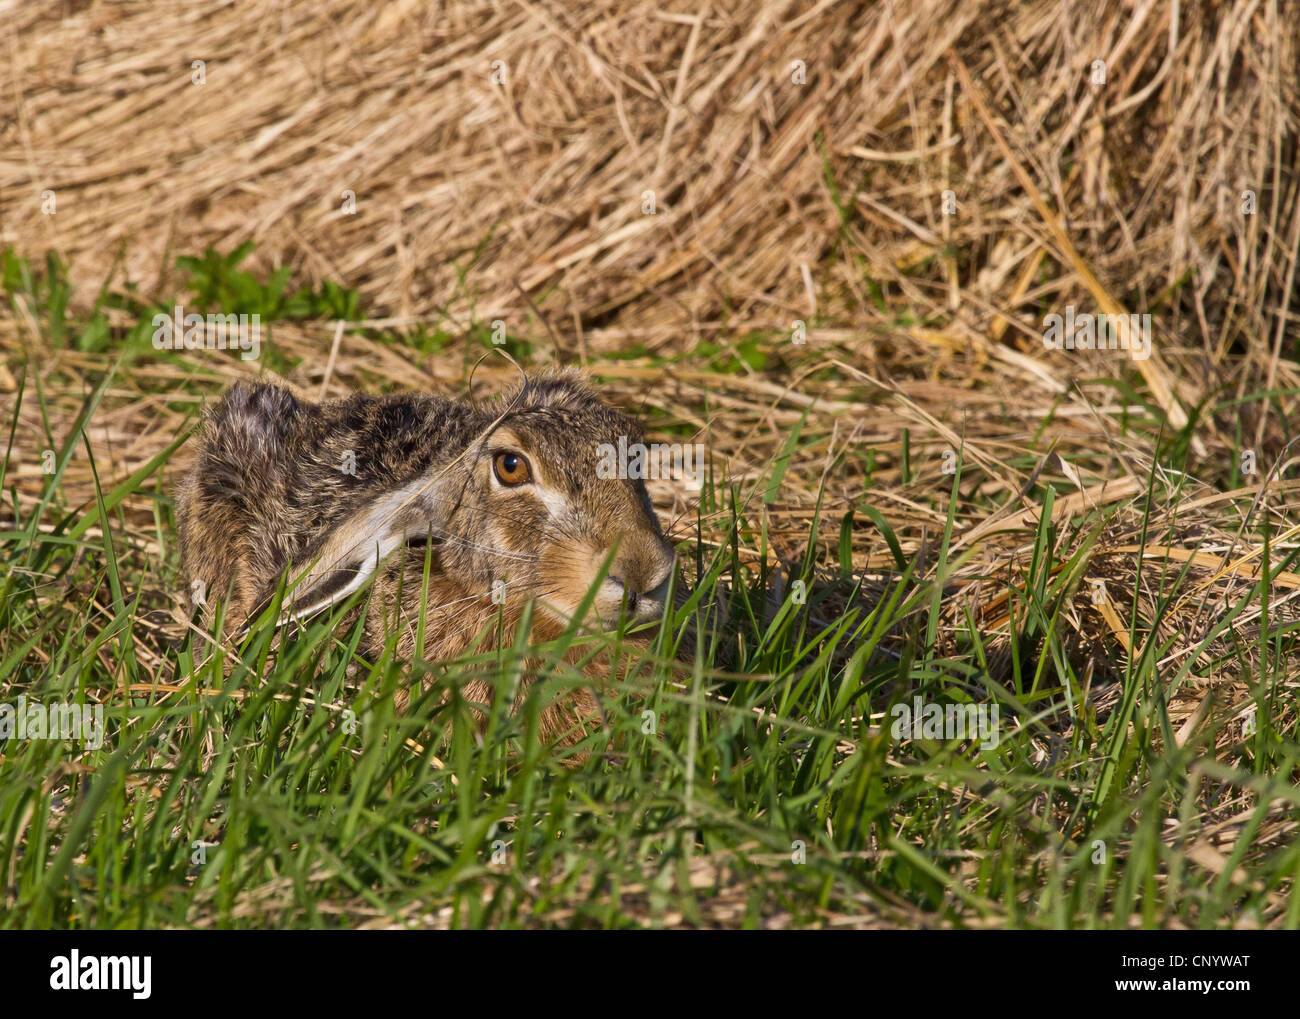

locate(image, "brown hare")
[[174, 369, 680, 748]]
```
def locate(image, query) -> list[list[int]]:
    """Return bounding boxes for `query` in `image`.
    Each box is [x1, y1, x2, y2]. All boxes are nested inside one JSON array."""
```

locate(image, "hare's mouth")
[[603, 575, 672, 622], [577, 576, 671, 630], [528, 578, 668, 632]]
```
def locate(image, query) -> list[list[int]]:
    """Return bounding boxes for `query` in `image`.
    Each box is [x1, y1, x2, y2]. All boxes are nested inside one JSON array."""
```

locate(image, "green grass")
[[3, 251, 1299, 928]]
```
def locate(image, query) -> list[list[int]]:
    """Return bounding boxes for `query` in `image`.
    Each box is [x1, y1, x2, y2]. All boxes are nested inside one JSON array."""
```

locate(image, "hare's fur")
[[175, 370, 678, 746]]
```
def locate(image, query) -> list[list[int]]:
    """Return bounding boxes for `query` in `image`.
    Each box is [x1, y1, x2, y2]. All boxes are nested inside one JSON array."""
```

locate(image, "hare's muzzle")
[[605, 547, 676, 623]]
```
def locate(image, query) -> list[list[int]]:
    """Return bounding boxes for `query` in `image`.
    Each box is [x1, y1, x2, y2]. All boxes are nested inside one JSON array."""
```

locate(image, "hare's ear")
[[274, 476, 448, 624]]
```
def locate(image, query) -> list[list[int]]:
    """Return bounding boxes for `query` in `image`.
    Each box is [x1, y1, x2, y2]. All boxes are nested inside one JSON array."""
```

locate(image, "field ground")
[[2, 0, 1299, 927]]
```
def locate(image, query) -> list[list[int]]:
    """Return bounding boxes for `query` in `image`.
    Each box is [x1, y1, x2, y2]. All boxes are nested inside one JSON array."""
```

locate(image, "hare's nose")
[[611, 558, 674, 618], [639, 555, 675, 599]]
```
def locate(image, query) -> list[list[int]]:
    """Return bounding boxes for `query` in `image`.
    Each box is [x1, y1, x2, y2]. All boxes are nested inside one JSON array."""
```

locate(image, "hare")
[[173, 369, 679, 747]]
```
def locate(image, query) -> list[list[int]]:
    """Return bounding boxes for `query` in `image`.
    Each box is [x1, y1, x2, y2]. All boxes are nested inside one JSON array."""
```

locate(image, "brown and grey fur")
[[174, 369, 678, 746]]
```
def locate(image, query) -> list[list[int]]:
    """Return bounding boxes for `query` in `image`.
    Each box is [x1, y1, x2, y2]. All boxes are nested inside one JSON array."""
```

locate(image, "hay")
[[3, 1, 1293, 353]]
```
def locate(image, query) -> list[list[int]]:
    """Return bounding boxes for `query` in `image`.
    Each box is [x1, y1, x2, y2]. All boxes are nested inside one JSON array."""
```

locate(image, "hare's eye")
[[493, 451, 532, 486]]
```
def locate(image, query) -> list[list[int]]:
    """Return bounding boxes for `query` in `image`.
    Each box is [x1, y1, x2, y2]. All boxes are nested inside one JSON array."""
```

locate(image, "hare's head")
[[281, 372, 678, 631], [450, 374, 677, 626]]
